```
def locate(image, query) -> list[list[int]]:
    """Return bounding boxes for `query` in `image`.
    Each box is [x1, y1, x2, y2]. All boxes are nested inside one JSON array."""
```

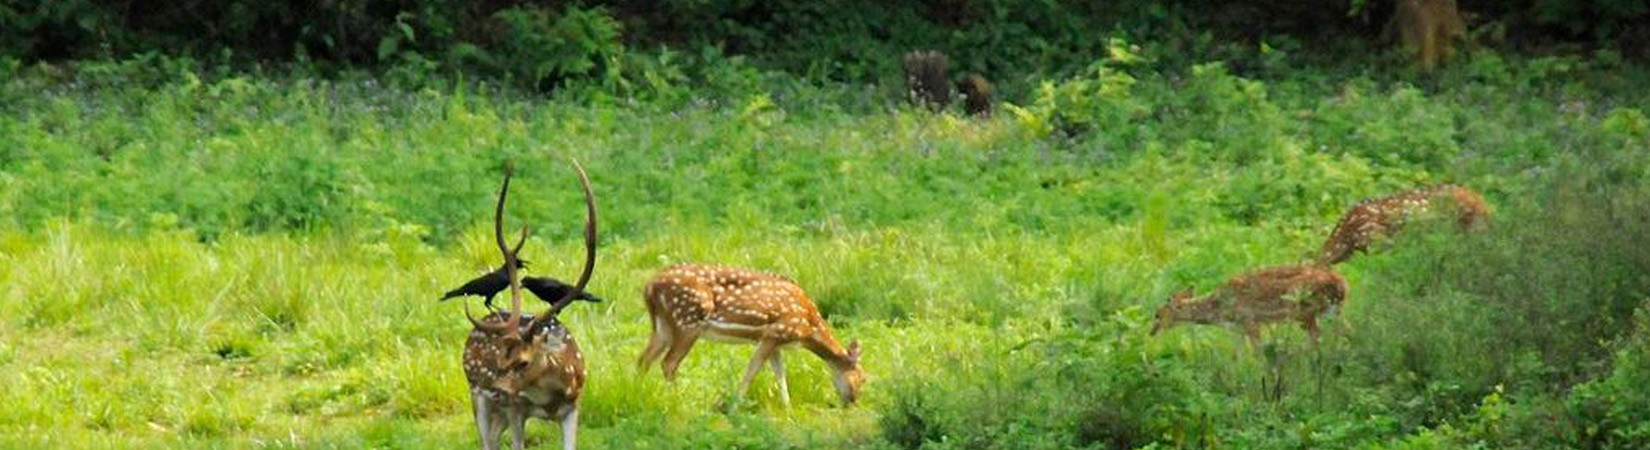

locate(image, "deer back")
[[646, 264, 826, 342], [1218, 265, 1347, 316], [1319, 184, 1489, 265]]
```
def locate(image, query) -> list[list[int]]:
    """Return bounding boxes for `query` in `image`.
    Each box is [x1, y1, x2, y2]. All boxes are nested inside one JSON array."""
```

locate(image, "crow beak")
[[579, 292, 603, 303]]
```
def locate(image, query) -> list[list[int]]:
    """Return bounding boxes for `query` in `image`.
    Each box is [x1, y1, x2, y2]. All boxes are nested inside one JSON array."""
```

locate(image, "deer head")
[[1150, 288, 1199, 336], [833, 340, 865, 405]]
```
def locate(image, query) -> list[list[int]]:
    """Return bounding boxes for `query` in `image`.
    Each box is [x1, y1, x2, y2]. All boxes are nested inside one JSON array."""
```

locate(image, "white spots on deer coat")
[[647, 264, 823, 341], [1319, 184, 1490, 265]]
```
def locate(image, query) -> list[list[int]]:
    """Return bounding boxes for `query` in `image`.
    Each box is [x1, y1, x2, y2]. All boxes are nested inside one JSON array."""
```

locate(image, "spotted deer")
[[1151, 264, 1349, 350], [637, 264, 864, 407], [460, 160, 597, 450], [1317, 184, 1490, 265]]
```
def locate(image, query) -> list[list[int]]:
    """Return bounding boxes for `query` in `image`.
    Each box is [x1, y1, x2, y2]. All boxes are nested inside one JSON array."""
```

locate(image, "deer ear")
[[847, 340, 861, 363]]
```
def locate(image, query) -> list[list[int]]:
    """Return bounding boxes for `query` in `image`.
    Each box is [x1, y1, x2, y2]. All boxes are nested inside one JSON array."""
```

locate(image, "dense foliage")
[[5, 0, 1649, 91]]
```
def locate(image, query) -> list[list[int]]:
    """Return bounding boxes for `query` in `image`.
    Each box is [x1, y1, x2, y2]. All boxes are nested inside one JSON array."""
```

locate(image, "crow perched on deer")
[[441, 250, 602, 310], [523, 275, 603, 305], [440, 260, 525, 308]]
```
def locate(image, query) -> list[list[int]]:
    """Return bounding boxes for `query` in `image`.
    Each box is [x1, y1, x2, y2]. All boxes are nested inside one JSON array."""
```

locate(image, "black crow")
[[440, 259, 528, 309], [523, 276, 603, 304]]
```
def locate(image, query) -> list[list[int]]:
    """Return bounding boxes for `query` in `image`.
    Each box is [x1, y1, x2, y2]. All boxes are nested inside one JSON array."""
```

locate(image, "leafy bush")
[[1008, 39, 1150, 143], [1309, 83, 1461, 169], [879, 313, 1215, 449], [1565, 309, 1650, 449], [481, 5, 625, 92], [1329, 123, 1650, 441], [1149, 62, 1292, 165]]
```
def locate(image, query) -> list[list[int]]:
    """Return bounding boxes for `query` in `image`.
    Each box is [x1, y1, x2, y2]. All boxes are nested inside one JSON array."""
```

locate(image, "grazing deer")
[[637, 264, 864, 407], [1384, 0, 1467, 72], [461, 160, 598, 450], [1317, 184, 1490, 265], [1151, 264, 1349, 350]]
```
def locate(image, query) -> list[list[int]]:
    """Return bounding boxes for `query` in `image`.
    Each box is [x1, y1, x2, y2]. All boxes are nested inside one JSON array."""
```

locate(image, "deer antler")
[[532, 158, 598, 327], [510, 214, 530, 261], [468, 165, 531, 334]]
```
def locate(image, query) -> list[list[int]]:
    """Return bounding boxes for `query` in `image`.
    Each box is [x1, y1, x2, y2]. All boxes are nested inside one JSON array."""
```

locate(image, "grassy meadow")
[[3, 53, 1650, 449]]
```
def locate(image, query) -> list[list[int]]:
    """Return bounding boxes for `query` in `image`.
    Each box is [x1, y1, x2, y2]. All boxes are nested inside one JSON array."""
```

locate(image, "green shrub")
[[878, 313, 1215, 449], [483, 5, 625, 92], [1010, 39, 1150, 143], [1565, 309, 1650, 449], [1309, 84, 1461, 169], [1151, 62, 1293, 165], [1337, 142, 1650, 437]]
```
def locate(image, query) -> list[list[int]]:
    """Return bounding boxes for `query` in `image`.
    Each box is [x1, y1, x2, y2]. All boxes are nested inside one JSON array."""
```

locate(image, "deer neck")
[[803, 331, 863, 405], [802, 332, 856, 373], [1175, 295, 1232, 325]]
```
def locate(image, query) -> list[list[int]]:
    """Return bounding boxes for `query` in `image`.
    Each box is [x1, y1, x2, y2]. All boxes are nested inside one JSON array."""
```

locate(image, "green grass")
[[0, 222, 1154, 448], [2, 54, 1649, 448]]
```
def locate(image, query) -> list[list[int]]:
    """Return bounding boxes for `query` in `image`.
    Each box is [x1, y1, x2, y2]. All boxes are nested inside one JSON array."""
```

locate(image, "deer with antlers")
[[460, 160, 597, 450], [637, 264, 864, 408], [1151, 264, 1349, 350], [1317, 184, 1490, 265]]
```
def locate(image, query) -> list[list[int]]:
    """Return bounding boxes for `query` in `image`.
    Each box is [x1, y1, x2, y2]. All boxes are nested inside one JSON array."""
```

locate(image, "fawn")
[[1152, 264, 1349, 350], [1318, 184, 1490, 265]]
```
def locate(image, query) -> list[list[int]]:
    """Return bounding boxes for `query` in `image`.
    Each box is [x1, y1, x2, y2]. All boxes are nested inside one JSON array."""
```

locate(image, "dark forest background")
[[6, 0, 1646, 87]]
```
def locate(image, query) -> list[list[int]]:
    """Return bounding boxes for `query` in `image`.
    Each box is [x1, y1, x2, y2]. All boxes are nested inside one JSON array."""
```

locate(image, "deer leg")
[[473, 391, 501, 450], [661, 329, 702, 381], [1242, 324, 1267, 399], [509, 403, 527, 450], [1303, 318, 1321, 352], [769, 350, 791, 408], [561, 406, 579, 450], [1268, 355, 1286, 401], [638, 317, 673, 374], [1243, 324, 1263, 353], [737, 339, 781, 405]]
